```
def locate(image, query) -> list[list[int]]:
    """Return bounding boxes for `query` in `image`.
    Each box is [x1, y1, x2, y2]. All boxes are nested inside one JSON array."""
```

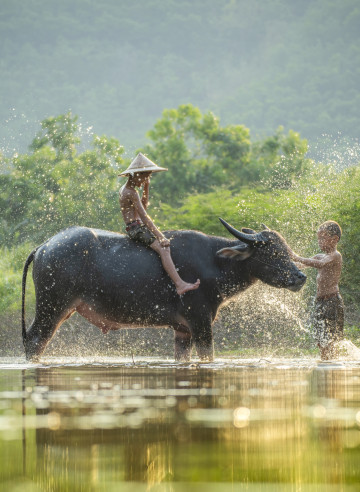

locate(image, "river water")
[[1, 356, 360, 491]]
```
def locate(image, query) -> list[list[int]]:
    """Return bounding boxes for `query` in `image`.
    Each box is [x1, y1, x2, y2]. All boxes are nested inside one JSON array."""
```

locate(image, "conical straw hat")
[[118, 153, 168, 176]]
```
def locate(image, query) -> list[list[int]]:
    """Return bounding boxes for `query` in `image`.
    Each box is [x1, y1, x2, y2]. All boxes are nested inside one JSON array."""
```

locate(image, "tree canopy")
[[0, 113, 125, 244], [141, 104, 310, 203], [0, 106, 311, 244]]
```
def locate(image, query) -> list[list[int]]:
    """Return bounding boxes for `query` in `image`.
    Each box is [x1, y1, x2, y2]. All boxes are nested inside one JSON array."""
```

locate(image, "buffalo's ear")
[[242, 227, 257, 234], [216, 243, 253, 260]]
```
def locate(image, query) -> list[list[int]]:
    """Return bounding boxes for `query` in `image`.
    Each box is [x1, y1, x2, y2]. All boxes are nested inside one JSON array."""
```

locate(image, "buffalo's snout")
[[287, 271, 307, 292]]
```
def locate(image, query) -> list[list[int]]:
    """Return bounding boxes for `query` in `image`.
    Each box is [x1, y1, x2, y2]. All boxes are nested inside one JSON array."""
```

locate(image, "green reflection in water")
[[0, 358, 360, 491]]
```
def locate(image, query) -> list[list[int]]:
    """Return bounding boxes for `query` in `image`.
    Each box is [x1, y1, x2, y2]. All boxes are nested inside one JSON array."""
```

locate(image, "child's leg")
[[334, 294, 344, 341], [150, 240, 200, 295], [316, 295, 345, 360]]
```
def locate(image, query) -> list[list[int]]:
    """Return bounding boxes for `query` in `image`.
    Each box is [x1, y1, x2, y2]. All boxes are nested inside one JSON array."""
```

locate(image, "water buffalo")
[[22, 219, 306, 361]]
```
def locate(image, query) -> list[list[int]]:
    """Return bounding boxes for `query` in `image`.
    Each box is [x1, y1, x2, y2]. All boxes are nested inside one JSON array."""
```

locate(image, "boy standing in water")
[[291, 221, 344, 360], [119, 153, 200, 295]]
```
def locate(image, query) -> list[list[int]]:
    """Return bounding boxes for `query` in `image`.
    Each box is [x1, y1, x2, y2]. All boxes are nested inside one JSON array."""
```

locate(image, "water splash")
[[309, 133, 360, 171]]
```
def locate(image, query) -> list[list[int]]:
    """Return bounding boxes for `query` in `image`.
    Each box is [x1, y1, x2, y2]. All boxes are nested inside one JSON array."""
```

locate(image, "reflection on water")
[[1, 357, 360, 491]]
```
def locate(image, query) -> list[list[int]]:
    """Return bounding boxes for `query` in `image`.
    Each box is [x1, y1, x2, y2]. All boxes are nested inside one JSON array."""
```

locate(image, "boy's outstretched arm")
[[290, 252, 335, 269]]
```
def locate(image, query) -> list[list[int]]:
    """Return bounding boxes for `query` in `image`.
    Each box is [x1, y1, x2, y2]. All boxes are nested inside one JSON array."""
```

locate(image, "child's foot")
[[176, 279, 200, 295]]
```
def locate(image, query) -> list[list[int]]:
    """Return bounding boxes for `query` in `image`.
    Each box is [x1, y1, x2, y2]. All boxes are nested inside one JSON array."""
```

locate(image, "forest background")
[[0, 0, 359, 356]]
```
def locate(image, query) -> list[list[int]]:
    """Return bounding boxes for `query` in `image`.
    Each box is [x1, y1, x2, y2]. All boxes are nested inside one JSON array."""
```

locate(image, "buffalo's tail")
[[22, 248, 38, 347]]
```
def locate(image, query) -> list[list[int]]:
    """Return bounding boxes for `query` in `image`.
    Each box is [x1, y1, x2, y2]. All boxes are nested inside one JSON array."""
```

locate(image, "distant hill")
[[1, 0, 359, 155]]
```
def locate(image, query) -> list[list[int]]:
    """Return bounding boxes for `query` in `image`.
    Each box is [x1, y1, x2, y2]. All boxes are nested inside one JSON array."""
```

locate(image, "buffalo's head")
[[217, 218, 306, 292]]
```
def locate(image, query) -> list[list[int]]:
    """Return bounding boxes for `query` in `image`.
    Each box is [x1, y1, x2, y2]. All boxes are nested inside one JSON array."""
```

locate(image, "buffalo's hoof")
[[24, 350, 40, 363]]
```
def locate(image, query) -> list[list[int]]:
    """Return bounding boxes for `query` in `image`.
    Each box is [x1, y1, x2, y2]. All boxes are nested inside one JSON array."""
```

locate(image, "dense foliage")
[[0, 107, 310, 245], [1, 0, 360, 153], [0, 113, 124, 245], [1, 108, 359, 319], [142, 105, 310, 203]]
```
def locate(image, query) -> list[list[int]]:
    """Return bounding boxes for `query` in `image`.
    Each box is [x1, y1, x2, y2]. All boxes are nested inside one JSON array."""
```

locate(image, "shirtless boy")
[[119, 153, 200, 296], [290, 221, 344, 360]]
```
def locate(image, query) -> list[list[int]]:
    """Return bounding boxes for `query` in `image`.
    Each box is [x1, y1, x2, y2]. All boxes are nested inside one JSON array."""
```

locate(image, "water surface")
[[1, 357, 360, 491]]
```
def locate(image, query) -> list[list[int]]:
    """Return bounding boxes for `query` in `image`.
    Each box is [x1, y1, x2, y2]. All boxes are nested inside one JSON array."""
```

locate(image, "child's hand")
[[160, 237, 170, 247]]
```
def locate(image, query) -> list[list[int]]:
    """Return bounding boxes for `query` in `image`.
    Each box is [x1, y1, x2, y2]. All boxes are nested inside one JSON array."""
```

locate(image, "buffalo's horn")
[[219, 218, 266, 244], [261, 223, 271, 231]]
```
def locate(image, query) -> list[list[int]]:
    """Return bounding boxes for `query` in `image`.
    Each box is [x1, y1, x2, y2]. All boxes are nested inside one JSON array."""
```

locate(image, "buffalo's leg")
[[181, 296, 214, 362], [189, 317, 214, 362], [192, 329, 214, 361], [24, 303, 75, 361], [174, 327, 192, 361]]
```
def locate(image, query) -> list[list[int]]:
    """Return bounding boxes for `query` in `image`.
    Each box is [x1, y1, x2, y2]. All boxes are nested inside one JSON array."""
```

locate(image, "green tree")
[[140, 104, 251, 203], [29, 113, 81, 157], [249, 127, 311, 188], [0, 114, 125, 245], [140, 105, 311, 208]]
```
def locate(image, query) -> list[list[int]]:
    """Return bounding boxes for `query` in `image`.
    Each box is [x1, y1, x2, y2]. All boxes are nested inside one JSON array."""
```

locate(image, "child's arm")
[[131, 189, 167, 243], [285, 244, 314, 268], [291, 252, 335, 269], [141, 177, 150, 210]]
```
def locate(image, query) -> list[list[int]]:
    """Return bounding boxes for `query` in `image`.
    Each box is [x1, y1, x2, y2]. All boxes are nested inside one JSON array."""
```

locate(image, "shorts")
[[127, 223, 156, 247], [312, 293, 344, 348]]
